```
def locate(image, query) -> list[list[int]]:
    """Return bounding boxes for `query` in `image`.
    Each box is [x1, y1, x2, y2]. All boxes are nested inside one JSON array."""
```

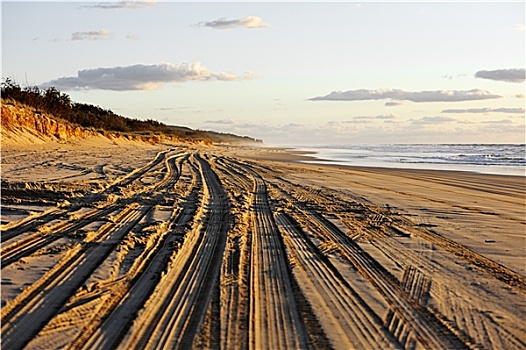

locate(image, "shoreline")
[[272, 144, 526, 177], [237, 145, 526, 179]]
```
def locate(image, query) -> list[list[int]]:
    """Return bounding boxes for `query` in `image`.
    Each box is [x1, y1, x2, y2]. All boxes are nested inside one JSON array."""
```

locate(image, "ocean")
[[295, 144, 526, 176]]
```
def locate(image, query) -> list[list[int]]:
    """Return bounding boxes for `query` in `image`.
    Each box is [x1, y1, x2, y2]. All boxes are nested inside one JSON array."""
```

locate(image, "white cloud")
[[196, 16, 271, 30], [309, 88, 501, 102], [71, 29, 113, 41], [213, 71, 260, 81], [41, 62, 258, 91], [474, 68, 525, 83], [514, 24, 525, 31], [84, 0, 157, 9], [441, 107, 525, 114]]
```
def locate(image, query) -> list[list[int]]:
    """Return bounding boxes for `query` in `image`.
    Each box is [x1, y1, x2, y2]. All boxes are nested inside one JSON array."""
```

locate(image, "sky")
[[2, 1, 525, 145]]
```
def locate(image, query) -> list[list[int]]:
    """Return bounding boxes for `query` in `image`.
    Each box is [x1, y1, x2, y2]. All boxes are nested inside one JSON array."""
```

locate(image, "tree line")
[[1, 78, 167, 133]]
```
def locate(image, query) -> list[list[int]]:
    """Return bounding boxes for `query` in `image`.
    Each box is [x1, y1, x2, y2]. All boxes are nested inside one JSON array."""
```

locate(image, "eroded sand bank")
[[1, 138, 525, 350]]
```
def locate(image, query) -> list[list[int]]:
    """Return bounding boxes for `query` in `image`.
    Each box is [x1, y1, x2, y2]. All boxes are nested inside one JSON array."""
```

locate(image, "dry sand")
[[1, 136, 525, 350]]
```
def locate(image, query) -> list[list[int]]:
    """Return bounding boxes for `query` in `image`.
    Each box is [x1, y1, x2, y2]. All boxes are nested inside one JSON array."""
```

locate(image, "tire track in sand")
[[1, 204, 151, 350], [275, 212, 398, 350], [268, 181, 468, 349], [117, 153, 229, 349], [58, 154, 190, 349], [1, 151, 184, 268], [208, 156, 253, 349], [0, 149, 171, 243], [249, 174, 310, 350]]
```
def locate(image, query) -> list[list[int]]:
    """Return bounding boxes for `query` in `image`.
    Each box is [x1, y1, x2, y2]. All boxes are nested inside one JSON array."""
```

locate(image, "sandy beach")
[[1, 137, 525, 350]]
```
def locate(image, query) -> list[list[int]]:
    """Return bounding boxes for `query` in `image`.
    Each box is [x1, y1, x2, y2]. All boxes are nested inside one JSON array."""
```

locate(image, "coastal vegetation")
[[1, 78, 261, 144]]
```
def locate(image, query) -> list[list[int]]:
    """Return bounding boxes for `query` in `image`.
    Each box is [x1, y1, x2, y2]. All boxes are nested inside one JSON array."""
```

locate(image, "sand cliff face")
[[0, 102, 188, 146], [1, 102, 93, 144]]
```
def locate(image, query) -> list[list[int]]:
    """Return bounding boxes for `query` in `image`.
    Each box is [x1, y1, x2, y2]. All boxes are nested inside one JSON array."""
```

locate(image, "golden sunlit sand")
[[1, 130, 525, 350]]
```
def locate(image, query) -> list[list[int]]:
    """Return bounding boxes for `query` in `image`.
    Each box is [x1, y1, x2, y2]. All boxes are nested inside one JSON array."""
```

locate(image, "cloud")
[[351, 114, 397, 121], [345, 118, 373, 124], [375, 114, 397, 119], [194, 114, 525, 145], [41, 62, 258, 91], [71, 29, 113, 41], [442, 73, 468, 80], [205, 119, 235, 125], [481, 119, 514, 124], [411, 116, 456, 125], [84, 0, 157, 9], [126, 34, 140, 41], [474, 68, 525, 83], [213, 71, 260, 81], [196, 16, 270, 30], [309, 88, 501, 102], [441, 107, 525, 114], [385, 101, 404, 107], [514, 24, 525, 31]]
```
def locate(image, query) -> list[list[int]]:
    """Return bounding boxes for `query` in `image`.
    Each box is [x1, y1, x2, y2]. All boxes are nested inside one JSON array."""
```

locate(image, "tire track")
[[1, 152, 186, 350], [268, 181, 468, 349], [1, 151, 185, 269], [117, 153, 229, 349], [210, 156, 254, 349], [274, 178, 526, 290], [1, 207, 67, 243], [221, 158, 313, 349], [1, 203, 122, 267], [275, 211, 398, 350], [249, 174, 310, 350], [59, 155, 191, 349], [338, 209, 526, 349], [430, 281, 526, 349], [0, 149, 172, 243], [1, 204, 151, 350], [286, 179, 524, 348], [104, 149, 171, 192]]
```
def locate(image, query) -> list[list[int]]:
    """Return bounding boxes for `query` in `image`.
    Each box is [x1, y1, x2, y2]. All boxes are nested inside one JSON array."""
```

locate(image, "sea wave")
[[295, 144, 526, 176]]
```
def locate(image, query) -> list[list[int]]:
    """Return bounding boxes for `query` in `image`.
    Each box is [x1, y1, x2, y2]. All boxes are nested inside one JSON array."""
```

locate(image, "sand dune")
[[1, 138, 525, 349]]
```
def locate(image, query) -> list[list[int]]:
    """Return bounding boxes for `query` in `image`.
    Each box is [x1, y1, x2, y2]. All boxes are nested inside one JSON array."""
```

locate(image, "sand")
[[1, 136, 525, 350]]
